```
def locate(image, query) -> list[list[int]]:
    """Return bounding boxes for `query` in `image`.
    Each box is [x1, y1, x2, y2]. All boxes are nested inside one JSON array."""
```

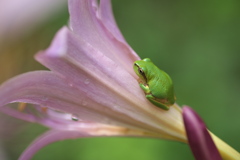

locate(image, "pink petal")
[[19, 123, 154, 160], [98, 0, 127, 44], [0, 71, 126, 126], [0, 106, 78, 129], [19, 130, 90, 160], [97, 0, 138, 58], [0, 107, 37, 123], [68, 0, 140, 75], [35, 27, 141, 99], [0, 69, 152, 136]]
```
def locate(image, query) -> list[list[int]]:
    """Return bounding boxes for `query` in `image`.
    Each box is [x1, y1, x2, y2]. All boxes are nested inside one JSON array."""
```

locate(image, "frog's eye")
[[138, 68, 144, 75]]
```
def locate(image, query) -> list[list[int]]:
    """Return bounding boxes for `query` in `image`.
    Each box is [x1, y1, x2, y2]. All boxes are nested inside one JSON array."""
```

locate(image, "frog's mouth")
[[137, 78, 147, 85]]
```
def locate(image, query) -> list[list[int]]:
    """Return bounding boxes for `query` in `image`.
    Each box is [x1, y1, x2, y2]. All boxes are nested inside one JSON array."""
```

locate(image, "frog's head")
[[133, 58, 152, 83]]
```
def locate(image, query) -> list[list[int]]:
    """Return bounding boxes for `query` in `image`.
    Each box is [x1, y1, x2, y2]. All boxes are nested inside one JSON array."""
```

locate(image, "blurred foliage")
[[1, 0, 240, 160]]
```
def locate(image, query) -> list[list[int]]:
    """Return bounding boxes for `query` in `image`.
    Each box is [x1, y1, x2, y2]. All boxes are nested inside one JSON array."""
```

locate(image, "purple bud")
[[183, 106, 222, 160]]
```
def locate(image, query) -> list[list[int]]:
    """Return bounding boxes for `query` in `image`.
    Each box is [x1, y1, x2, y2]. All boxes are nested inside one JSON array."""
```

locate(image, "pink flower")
[[0, 0, 239, 159], [0, 0, 185, 159]]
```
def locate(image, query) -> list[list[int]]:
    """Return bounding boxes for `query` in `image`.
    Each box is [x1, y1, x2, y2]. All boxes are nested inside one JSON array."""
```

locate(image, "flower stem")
[[209, 131, 240, 160]]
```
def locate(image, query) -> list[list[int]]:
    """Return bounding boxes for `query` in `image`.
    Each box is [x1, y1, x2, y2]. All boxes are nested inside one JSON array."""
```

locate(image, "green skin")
[[133, 58, 175, 110]]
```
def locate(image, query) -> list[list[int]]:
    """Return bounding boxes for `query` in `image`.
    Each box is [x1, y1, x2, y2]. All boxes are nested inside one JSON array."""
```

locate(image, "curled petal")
[[97, 0, 139, 60], [19, 130, 89, 160], [98, 0, 127, 44], [19, 124, 156, 160], [0, 106, 37, 123], [183, 106, 222, 160]]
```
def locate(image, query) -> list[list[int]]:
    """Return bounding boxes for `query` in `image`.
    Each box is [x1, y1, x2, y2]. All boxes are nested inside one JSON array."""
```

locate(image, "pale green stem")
[[209, 131, 240, 160]]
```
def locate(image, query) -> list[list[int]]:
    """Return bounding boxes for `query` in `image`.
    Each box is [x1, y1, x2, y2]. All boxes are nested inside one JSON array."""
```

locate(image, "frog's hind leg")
[[145, 95, 169, 110]]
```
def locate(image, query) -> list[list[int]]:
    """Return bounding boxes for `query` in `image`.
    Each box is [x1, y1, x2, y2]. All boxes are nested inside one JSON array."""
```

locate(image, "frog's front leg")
[[139, 83, 151, 94], [145, 94, 170, 110]]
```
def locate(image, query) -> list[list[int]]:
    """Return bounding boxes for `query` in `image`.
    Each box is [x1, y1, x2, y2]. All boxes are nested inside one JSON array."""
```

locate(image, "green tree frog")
[[133, 58, 175, 110]]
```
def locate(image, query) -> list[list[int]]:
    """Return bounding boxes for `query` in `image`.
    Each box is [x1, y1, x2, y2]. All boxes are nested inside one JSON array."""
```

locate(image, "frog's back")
[[147, 65, 175, 104]]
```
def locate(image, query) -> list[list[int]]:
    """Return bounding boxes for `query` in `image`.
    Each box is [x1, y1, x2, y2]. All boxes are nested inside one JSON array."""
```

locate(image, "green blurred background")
[[1, 0, 240, 159]]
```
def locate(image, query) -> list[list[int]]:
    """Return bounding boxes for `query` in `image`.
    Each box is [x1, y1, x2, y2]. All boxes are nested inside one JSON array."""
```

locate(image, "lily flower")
[[0, 0, 239, 159], [183, 106, 222, 160]]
